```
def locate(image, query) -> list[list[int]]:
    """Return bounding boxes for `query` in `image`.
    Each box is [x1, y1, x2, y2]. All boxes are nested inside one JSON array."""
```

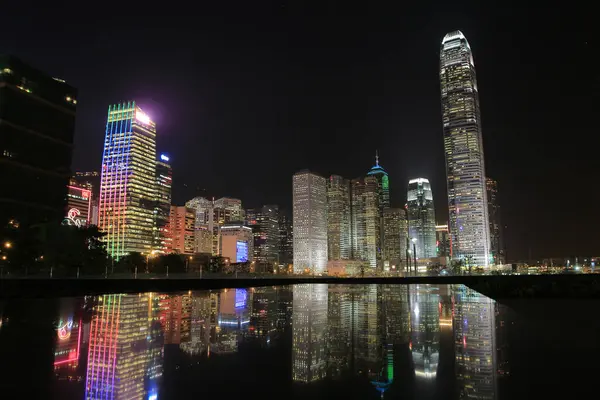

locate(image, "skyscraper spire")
[[375, 150, 379, 166]]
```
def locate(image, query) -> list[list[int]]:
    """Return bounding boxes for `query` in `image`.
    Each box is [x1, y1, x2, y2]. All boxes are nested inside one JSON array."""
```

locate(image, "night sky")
[[0, 2, 594, 260]]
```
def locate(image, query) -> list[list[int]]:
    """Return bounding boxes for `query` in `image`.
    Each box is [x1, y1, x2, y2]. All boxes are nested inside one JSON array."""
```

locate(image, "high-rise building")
[[71, 171, 100, 225], [213, 197, 244, 255], [246, 205, 280, 270], [186, 197, 214, 254], [219, 224, 254, 263], [0, 55, 77, 226], [382, 208, 407, 270], [98, 101, 157, 258], [486, 178, 505, 264], [327, 175, 351, 260], [407, 178, 437, 259], [435, 224, 451, 258], [64, 185, 92, 227], [351, 176, 381, 269], [366, 152, 390, 212], [169, 206, 195, 255], [154, 156, 172, 253], [293, 171, 328, 274], [440, 31, 491, 267], [278, 213, 293, 266]]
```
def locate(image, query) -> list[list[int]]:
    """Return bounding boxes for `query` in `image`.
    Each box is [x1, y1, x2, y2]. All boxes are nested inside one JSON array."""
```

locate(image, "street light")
[[411, 238, 417, 273], [4, 242, 12, 249]]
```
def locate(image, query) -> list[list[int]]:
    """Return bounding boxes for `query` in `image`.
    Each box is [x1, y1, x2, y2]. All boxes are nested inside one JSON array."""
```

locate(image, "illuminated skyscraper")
[[246, 205, 280, 270], [98, 102, 157, 258], [486, 178, 505, 264], [169, 206, 195, 255], [154, 156, 172, 253], [366, 152, 390, 212], [327, 175, 351, 260], [351, 176, 381, 270], [292, 284, 328, 382], [293, 171, 328, 274], [383, 208, 407, 270], [160, 293, 192, 344], [440, 31, 491, 267], [407, 178, 437, 259], [436, 224, 451, 258], [186, 197, 214, 254]]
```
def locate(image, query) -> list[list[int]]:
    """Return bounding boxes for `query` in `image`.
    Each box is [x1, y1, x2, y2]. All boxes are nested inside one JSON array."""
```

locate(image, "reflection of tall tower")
[[452, 285, 497, 399], [160, 293, 192, 344], [85, 294, 163, 400], [326, 285, 352, 378], [250, 287, 278, 343], [180, 291, 212, 355], [409, 285, 440, 382], [292, 284, 328, 382]]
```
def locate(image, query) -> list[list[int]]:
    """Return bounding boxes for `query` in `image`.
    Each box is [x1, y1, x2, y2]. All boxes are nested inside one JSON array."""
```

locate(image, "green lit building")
[[98, 101, 157, 258]]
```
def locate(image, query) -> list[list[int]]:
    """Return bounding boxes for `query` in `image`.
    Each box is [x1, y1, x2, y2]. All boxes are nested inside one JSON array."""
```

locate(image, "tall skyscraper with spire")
[[98, 102, 157, 258], [366, 151, 390, 212], [440, 30, 491, 267]]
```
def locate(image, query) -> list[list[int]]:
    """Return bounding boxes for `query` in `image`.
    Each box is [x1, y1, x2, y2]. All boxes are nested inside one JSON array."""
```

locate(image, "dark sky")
[[0, 2, 594, 260]]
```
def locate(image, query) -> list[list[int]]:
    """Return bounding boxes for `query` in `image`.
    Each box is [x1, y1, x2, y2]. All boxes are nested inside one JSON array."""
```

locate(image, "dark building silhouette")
[[0, 55, 77, 226]]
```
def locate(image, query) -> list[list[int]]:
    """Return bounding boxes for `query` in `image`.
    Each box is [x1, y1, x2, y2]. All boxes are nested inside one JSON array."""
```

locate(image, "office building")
[[71, 171, 100, 225], [186, 197, 214, 254], [0, 55, 77, 226], [327, 175, 351, 260], [382, 208, 407, 270], [366, 152, 390, 212], [435, 224, 451, 258], [407, 178, 437, 259], [293, 171, 328, 274], [169, 206, 195, 255], [486, 178, 505, 264], [98, 101, 157, 258], [351, 176, 381, 270], [440, 30, 491, 267], [279, 213, 293, 266], [220, 224, 254, 263], [213, 197, 245, 255], [64, 185, 92, 227], [154, 156, 172, 253], [246, 205, 280, 270]]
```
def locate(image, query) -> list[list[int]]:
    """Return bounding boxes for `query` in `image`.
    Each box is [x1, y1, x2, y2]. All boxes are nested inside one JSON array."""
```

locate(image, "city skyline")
[[0, 4, 593, 260]]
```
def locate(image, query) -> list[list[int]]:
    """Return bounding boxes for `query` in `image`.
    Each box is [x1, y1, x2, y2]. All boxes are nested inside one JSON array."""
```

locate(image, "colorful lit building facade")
[[219, 224, 254, 263], [440, 31, 491, 267], [98, 102, 157, 258]]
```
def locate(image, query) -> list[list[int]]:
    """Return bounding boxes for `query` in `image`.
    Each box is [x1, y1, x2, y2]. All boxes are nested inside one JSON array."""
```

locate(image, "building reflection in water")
[[292, 284, 328, 382], [85, 293, 163, 400], [410, 285, 440, 384], [452, 285, 498, 400], [71, 284, 507, 399]]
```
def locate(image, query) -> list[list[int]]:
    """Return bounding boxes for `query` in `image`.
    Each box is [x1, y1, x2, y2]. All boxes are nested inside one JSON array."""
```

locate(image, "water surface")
[[0, 284, 597, 399]]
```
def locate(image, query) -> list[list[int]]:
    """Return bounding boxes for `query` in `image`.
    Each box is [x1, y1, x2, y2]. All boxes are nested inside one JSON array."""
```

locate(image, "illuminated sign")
[[57, 318, 74, 340], [160, 154, 169, 162], [235, 289, 247, 309], [136, 109, 151, 124], [236, 241, 248, 263], [62, 208, 83, 227]]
